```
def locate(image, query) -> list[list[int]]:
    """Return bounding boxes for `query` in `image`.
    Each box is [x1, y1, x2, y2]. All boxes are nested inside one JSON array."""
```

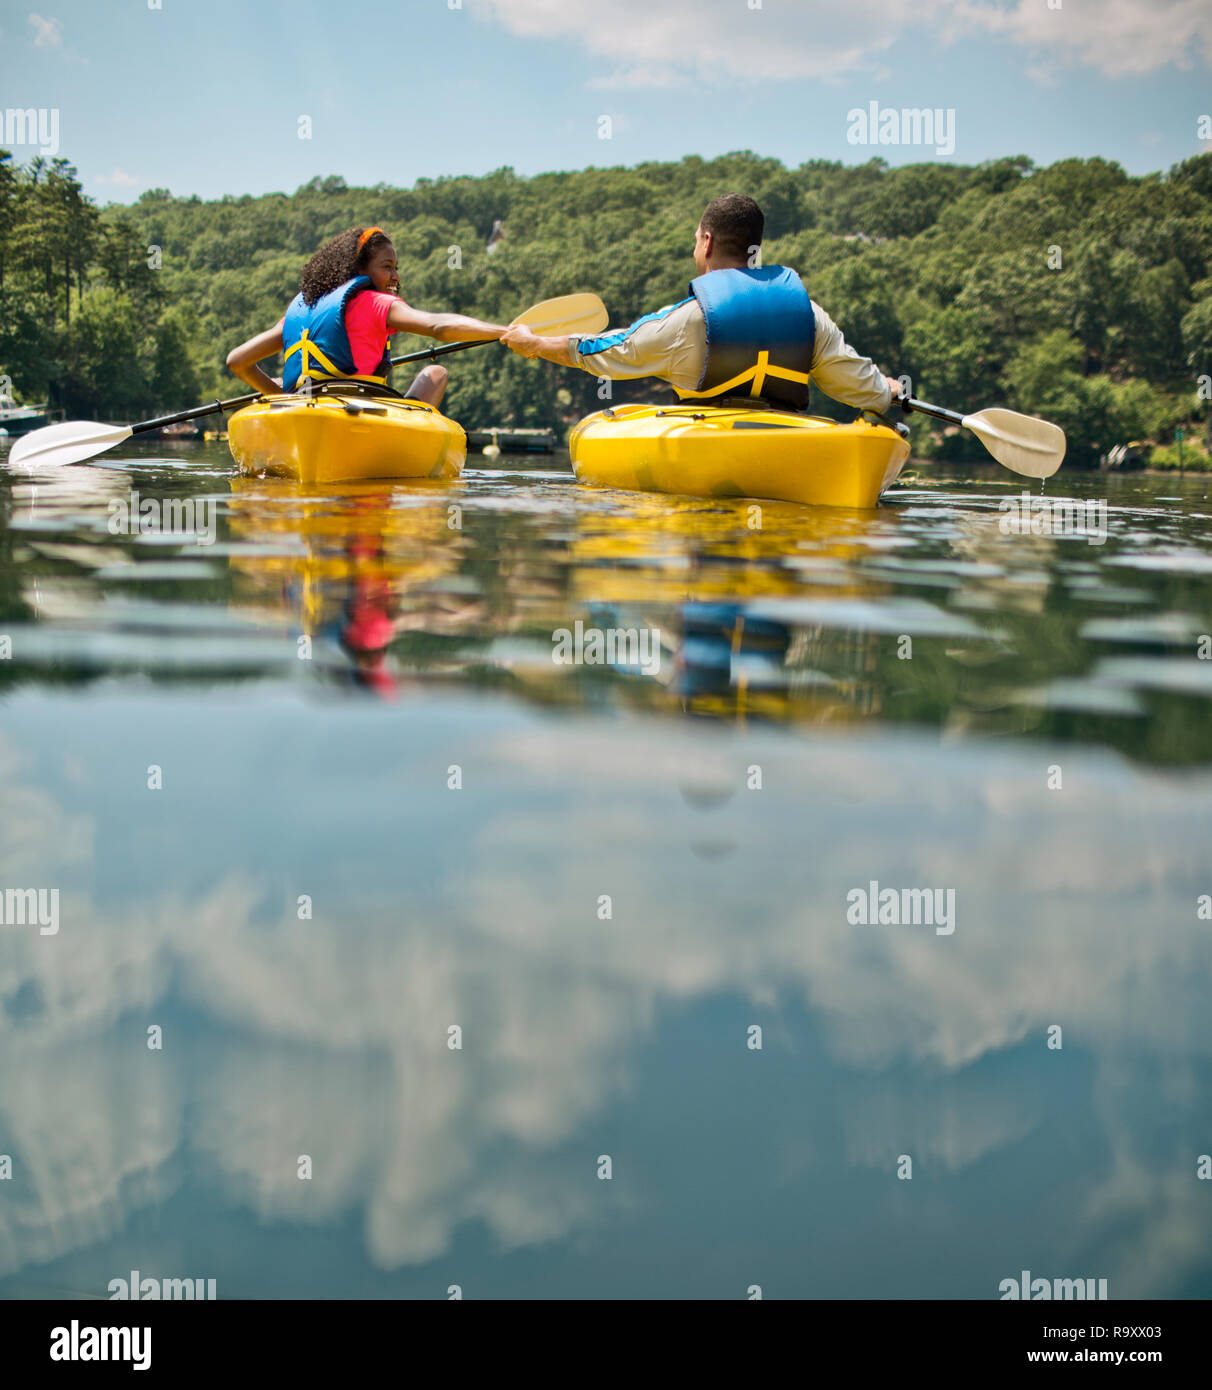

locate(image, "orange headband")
[[357, 226, 384, 250]]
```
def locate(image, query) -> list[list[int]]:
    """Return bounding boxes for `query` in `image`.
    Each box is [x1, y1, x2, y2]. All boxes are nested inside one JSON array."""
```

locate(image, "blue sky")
[[1, 0, 1209, 203]]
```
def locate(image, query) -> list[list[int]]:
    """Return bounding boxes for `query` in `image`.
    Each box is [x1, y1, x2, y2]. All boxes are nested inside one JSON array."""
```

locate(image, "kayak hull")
[[569, 405, 910, 509], [227, 392, 466, 485]]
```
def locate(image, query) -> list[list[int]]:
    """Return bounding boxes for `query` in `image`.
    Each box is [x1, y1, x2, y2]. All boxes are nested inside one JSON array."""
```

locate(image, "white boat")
[[0, 396, 50, 437]]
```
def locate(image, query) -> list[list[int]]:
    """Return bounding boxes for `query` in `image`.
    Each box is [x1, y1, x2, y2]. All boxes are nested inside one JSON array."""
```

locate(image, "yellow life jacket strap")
[[282, 329, 343, 380], [673, 350, 812, 402], [283, 332, 388, 387]]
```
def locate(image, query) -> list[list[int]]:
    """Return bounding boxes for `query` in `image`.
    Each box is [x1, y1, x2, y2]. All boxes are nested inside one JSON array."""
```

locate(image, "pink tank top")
[[343, 290, 398, 374]]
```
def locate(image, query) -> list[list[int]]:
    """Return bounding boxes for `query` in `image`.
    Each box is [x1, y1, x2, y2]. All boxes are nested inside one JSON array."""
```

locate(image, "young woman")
[[226, 226, 508, 406]]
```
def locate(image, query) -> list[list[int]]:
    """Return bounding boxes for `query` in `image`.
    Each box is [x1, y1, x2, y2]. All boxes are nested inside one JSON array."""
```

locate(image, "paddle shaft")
[[902, 397, 966, 426], [128, 394, 259, 436], [121, 338, 499, 435], [391, 337, 498, 366]]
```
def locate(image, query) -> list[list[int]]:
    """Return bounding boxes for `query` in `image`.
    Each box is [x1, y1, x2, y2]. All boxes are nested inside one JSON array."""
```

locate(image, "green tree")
[[1123, 259, 1189, 379], [62, 286, 145, 416], [3, 144, 1209, 442], [0, 149, 22, 290]]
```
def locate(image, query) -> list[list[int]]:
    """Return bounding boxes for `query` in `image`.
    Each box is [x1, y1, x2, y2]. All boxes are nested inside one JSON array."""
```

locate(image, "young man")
[[501, 193, 900, 413]]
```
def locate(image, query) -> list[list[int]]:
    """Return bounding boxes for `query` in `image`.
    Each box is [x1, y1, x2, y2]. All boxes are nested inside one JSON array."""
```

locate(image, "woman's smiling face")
[[364, 243, 399, 294]]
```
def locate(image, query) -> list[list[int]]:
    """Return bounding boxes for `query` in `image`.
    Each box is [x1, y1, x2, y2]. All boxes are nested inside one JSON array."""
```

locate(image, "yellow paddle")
[[390, 293, 608, 367]]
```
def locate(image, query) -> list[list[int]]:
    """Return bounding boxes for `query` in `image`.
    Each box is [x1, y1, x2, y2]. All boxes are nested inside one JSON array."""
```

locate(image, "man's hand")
[[501, 324, 544, 358], [501, 325, 579, 367]]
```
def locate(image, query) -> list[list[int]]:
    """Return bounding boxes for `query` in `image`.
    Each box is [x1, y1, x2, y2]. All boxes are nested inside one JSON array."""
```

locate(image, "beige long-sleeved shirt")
[[568, 288, 894, 412]]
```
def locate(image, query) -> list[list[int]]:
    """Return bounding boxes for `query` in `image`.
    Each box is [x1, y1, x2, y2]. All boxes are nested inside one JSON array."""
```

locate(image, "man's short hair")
[[699, 194, 765, 261]]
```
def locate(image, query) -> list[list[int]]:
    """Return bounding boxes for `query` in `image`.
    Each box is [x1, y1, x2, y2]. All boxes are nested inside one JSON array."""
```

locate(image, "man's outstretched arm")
[[502, 299, 701, 386], [499, 326, 578, 366]]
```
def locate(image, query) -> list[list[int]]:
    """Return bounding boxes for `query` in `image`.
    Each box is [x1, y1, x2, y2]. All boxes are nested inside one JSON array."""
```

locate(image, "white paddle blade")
[[8, 420, 133, 469], [512, 293, 608, 337], [963, 407, 1066, 478]]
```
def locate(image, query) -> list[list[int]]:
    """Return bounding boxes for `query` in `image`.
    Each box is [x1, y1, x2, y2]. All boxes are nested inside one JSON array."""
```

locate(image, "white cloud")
[[94, 168, 141, 187], [950, 0, 1212, 78], [475, 0, 1212, 84], [28, 12, 63, 47], [477, 0, 945, 85]]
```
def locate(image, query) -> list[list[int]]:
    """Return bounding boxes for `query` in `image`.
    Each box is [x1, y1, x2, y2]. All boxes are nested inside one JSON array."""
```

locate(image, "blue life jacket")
[[677, 266, 816, 410], [282, 276, 391, 391]]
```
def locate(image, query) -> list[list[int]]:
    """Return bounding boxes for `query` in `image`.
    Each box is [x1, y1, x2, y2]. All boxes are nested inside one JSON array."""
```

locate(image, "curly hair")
[[298, 227, 393, 306]]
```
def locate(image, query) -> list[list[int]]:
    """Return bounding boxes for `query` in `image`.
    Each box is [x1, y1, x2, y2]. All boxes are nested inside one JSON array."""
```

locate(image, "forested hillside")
[[2, 149, 1210, 465]]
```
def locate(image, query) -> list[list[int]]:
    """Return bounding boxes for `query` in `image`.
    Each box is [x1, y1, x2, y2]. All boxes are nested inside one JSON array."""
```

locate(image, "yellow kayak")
[[227, 386, 466, 485], [569, 404, 911, 509]]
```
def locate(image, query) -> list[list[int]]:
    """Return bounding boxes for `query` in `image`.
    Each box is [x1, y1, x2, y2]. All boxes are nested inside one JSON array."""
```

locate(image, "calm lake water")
[[1, 437, 1210, 1299]]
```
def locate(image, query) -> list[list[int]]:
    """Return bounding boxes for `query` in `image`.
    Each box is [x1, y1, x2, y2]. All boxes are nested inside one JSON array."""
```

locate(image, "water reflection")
[[1, 451, 1210, 765], [226, 478, 469, 697], [0, 701, 1209, 1297], [2, 445, 1212, 1298]]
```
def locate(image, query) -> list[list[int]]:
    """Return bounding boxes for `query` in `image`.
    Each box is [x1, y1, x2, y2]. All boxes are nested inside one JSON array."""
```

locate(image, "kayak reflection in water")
[[675, 602, 790, 705], [225, 226, 510, 405], [579, 596, 792, 720], [336, 526, 400, 698], [322, 504, 483, 700], [501, 193, 901, 416]]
